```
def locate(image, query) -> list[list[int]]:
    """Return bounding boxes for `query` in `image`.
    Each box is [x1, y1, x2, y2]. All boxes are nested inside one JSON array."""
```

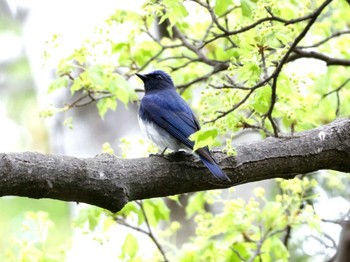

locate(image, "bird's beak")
[[135, 73, 148, 82]]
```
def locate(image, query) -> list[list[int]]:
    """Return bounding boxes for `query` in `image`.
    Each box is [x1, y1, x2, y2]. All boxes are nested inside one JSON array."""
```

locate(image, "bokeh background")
[[1, 0, 348, 261]]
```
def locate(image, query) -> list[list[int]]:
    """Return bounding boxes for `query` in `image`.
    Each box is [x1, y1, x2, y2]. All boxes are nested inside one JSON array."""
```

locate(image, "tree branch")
[[288, 48, 350, 66], [0, 119, 349, 213], [199, 3, 324, 48], [262, 0, 333, 136], [298, 30, 350, 49]]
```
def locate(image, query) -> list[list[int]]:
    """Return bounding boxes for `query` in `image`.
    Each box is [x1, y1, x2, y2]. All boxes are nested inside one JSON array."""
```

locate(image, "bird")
[[136, 70, 230, 182]]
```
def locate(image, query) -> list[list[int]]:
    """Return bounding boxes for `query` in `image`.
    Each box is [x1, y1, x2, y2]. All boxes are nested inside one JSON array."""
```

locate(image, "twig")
[[322, 77, 350, 98], [209, 83, 252, 91], [168, 58, 201, 72], [205, 73, 276, 124], [258, 45, 269, 79], [200, 7, 317, 49], [236, 121, 274, 137], [262, 0, 334, 137], [136, 48, 165, 73], [136, 201, 169, 262], [309, 233, 337, 250], [177, 63, 229, 91], [205, 89, 255, 124], [231, 247, 247, 262], [64, 91, 113, 110], [190, 0, 229, 33], [247, 227, 286, 262], [298, 30, 350, 49], [115, 202, 169, 262], [172, 25, 228, 68], [288, 49, 350, 66], [321, 77, 350, 116]]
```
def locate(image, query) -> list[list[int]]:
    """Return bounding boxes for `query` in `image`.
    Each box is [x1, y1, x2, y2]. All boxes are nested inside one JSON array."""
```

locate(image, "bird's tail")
[[197, 148, 231, 182]]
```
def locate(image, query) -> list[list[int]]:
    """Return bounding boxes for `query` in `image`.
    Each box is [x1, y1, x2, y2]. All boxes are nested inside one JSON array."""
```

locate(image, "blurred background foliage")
[[0, 2, 70, 260], [1, 0, 350, 261]]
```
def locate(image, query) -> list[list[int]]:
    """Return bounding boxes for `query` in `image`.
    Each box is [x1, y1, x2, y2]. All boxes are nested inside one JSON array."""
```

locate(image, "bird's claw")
[[149, 147, 168, 157], [149, 153, 164, 157]]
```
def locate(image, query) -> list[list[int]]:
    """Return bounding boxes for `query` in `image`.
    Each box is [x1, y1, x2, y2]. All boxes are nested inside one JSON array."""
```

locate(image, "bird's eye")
[[155, 75, 162, 79]]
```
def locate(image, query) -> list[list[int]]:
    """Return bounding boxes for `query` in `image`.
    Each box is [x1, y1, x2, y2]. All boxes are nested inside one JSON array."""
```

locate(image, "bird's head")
[[136, 70, 175, 93]]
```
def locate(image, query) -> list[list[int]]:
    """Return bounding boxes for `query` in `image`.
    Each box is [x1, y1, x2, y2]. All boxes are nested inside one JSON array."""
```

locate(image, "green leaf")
[[73, 207, 103, 231], [116, 202, 145, 225], [133, 41, 161, 66], [228, 243, 249, 261], [252, 86, 272, 114], [70, 77, 84, 93], [56, 56, 74, 76], [236, 62, 261, 85], [163, 0, 188, 25], [88, 213, 99, 231], [267, 237, 290, 260], [48, 76, 68, 94], [185, 192, 206, 219], [87, 65, 104, 86], [215, 0, 231, 16], [241, 0, 254, 17], [120, 233, 139, 259], [112, 42, 128, 53], [143, 199, 170, 226], [260, 202, 285, 230], [168, 195, 182, 206], [96, 97, 117, 118], [111, 74, 136, 105], [189, 126, 218, 151]]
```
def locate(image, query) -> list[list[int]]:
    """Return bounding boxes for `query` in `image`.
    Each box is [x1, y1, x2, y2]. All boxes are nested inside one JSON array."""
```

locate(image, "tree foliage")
[[33, 0, 350, 260], [47, 0, 350, 137]]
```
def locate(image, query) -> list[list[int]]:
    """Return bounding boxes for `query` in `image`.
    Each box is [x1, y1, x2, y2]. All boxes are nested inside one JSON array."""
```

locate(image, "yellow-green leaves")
[[4, 211, 65, 262], [235, 61, 261, 85], [240, 0, 255, 17], [74, 207, 104, 231], [190, 126, 219, 151], [177, 178, 319, 261], [48, 76, 69, 94], [72, 178, 320, 261], [252, 85, 272, 114], [96, 97, 117, 118], [142, 199, 170, 226], [133, 41, 161, 66], [120, 234, 139, 261], [214, 0, 232, 16], [185, 192, 206, 219], [159, 0, 189, 26], [117, 200, 170, 226], [48, 60, 137, 118], [101, 142, 115, 155]]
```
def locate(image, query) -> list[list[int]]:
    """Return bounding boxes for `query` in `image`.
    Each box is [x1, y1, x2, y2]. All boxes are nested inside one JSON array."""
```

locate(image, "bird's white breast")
[[138, 115, 185, 152]]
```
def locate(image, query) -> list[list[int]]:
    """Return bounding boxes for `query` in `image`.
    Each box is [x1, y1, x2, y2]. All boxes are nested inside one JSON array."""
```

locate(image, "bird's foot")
[[160, 147, 168, 156], [149, 147, 168, 157], [149, 152, 164, 157], [165, 150, 194, 161], [168, 150, 192, 157]]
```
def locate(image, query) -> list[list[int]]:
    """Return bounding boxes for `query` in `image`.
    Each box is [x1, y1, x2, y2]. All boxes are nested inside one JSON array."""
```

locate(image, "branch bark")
[[0, 119, 349, 213]]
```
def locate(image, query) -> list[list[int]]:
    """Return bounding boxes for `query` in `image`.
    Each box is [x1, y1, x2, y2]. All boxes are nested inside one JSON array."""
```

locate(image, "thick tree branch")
[[0, 119, 349, 213]]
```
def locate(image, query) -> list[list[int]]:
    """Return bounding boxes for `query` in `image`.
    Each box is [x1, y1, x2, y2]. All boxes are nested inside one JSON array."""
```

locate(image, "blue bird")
[[136, 70, 230, 182]]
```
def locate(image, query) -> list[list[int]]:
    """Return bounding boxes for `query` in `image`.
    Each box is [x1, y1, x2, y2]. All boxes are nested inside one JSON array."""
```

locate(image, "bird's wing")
[[140, 94, 198, 149]]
